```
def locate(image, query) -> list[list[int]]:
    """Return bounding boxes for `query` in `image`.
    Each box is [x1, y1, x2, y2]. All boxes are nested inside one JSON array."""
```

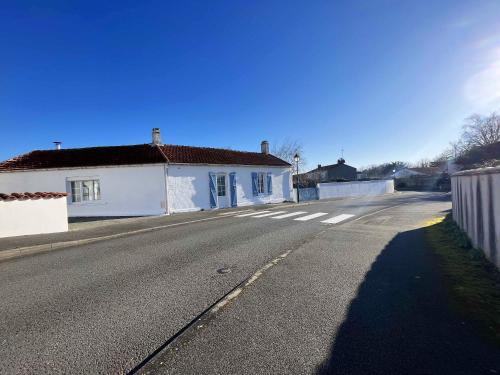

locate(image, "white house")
[[0, 129, 292, 217]]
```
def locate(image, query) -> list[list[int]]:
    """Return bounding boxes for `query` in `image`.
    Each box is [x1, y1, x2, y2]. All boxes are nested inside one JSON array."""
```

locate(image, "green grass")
[[426, 214, 500, 347]]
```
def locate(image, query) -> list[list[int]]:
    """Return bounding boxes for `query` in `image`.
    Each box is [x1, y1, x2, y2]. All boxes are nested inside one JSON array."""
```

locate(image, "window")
[[217, 175, 226, 197], [70, 180, 101, 203], [258, 173, 265, 194]]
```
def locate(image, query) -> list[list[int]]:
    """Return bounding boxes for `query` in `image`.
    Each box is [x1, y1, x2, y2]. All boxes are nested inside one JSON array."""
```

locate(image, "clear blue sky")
[[1, 1, 500, 169]]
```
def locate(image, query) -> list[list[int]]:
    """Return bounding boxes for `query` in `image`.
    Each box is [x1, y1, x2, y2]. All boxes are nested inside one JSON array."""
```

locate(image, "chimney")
[[261, 140, 269, 155], [53, 141, 62, 150], [317, 164, 321, 169], [152, 128, 162, 145]]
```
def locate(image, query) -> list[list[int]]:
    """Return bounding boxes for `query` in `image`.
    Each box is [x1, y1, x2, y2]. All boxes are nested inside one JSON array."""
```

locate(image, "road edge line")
[[130, 250, 293, 374], [0, 215, 234, 263]]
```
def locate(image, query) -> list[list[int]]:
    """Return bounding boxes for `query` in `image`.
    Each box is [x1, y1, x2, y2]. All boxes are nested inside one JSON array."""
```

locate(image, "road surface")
[[0, 192, 498, 374]]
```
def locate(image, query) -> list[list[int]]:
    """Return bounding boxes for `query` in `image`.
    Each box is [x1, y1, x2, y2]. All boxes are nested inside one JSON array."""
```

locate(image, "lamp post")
[[294, 153, 300, 203]]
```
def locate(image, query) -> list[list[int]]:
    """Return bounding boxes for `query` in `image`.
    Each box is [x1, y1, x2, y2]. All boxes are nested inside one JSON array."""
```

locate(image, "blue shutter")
[[209, 172, 217, 208], [267, 173, 272, 195], [251, 172, 258, 196], [229, 172, 237, 207]]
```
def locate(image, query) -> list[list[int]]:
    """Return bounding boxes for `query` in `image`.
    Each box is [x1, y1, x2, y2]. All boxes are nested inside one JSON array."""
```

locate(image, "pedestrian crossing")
[[271, 211, 307, 219], [252, 211, 287, 218], [293, 212, 328, 221], [229, 209, 356, 225], [320, 214, 355, 224]]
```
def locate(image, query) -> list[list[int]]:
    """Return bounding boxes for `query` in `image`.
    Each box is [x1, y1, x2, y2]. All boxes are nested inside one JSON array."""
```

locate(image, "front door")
[[217, 174, 229, 208]]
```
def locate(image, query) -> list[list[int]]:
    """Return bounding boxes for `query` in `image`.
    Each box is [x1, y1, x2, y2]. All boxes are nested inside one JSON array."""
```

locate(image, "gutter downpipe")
[[156, 145, 171, 215]]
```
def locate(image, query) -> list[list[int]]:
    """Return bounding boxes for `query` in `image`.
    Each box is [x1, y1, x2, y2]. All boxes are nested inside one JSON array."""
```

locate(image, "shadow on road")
[[316, 226, 500, 375]]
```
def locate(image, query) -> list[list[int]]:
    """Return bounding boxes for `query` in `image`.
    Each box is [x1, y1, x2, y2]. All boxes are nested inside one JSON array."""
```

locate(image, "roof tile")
[[0, 144, 290, 171], [0, 192, 68, 201]]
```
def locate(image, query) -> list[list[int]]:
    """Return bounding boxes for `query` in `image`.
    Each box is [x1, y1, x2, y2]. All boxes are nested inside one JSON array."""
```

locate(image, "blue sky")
[[1, 1, 500, 169]]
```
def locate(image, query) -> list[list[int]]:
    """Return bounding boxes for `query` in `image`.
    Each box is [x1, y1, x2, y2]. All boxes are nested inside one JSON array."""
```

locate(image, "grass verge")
[[425, 214, 500, 347]]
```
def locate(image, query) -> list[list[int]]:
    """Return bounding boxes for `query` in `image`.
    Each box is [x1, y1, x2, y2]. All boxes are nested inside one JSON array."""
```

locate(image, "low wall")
[[291, 187, 319, 202], [0, 193, 69, 238], [317, 180, 394, 200], [451, 167, 500, 268]]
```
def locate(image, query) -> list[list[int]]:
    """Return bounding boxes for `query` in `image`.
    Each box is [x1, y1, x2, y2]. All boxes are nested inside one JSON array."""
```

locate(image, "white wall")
[[0, 197, 68, 238], [451, 168, 500, 268], [167, 164, 292, 213], [0, 165, 167, 217], [318, 180, 394, 200]]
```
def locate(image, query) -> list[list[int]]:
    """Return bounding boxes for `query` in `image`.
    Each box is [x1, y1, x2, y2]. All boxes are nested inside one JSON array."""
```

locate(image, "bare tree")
[[271, 138, 307, 174], [412, 158, 431, 168], [462, 112, 500, 149], [359, 161, 408, 178]]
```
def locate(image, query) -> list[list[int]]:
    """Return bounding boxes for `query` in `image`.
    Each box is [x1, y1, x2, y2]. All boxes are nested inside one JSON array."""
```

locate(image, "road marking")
[[236, 210, 271, 217], [212, 250, 292, 313], [294, 212, 328, 221], [271, 211, 308, 219], [252, 211, 287, 218], [218, 209, 253, 216], [321, 214, 355, 224]]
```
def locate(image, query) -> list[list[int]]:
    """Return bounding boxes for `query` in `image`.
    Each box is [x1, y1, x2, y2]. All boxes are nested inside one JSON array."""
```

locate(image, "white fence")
[[317, 180, 394, 200], [0, 193, 69, 238], [451, 167, 500, 268]]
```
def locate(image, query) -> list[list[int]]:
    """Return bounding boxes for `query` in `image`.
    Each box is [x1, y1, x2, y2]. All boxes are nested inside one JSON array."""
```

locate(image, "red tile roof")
[[0, 144, 290, 171], [0, 192, 68, 201]]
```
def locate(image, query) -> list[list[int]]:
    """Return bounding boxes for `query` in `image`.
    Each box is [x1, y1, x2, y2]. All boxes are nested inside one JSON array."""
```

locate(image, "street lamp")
[[294, 153, 300, 203]]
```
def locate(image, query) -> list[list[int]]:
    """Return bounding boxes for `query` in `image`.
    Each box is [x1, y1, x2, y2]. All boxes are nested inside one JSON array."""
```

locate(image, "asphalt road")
[[0, 192, 498, 374]]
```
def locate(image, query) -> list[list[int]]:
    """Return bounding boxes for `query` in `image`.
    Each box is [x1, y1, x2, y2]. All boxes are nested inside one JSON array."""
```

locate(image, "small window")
[[70, 180, 101, 203], [217, 175, 226, 197], [258, 173, 265, 194]]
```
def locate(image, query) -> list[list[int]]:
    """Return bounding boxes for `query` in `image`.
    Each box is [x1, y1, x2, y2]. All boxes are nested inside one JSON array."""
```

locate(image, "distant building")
[[294, 158, 357, 186]]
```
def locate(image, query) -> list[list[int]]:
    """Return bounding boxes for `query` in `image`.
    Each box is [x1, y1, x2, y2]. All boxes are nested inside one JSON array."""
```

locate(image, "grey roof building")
[[295, 159, 357, 186]]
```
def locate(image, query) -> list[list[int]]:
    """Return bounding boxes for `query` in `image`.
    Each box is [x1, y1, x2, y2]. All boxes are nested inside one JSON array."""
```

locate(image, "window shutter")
[[229, 172, 237, 207], [65, 180, 72, 204], [209, 172, 217, 208], [267, 172, 272, 195], [251, 172, 258, 196]]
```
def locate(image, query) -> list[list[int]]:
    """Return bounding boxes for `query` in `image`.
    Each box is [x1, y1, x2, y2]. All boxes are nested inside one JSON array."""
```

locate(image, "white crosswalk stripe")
[[294, 212, 328, 221], [252, 211, 287, 218], [320, 214, 355, 224], [271, 211, 308, 219], [218, 209, 253, 216], [236, 210, 271, 217]]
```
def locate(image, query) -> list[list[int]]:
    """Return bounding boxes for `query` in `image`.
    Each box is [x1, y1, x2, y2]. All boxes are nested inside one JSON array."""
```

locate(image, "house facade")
[[0, 129, 292, 216], [295, 159, 357, 186]]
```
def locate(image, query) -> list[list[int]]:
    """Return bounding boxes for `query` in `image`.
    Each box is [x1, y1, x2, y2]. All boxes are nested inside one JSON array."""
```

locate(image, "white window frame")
[[257, 172, 266, 194], [216, 174, 227, 197], [68, 178, 101, 204]]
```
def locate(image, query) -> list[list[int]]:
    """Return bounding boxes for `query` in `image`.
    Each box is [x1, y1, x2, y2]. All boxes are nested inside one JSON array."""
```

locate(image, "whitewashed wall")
[[318, 180, 394, 200], [451, 168, 500, 268], [0, 165, 167, 217], [167, 164, 292, 213], [0, 197, 68, 238]]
